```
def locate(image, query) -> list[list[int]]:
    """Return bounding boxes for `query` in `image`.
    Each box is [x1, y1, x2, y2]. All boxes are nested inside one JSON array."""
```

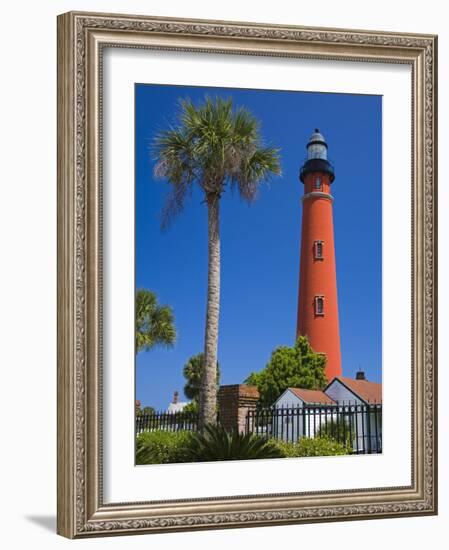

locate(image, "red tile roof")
[[288, 388, 336, 405], [335, 377, 382, 403]]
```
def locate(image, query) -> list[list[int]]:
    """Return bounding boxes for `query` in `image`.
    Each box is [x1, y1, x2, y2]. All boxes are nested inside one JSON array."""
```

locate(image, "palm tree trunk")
[[199, 195, 221, 430]]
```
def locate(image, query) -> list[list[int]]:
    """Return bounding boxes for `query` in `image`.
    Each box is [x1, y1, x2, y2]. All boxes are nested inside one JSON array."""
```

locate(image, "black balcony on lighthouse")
[[299, 129, 335, 183]]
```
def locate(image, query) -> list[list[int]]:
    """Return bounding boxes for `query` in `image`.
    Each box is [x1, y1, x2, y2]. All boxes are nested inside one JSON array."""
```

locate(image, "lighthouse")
[[297, 129, 342, 380]]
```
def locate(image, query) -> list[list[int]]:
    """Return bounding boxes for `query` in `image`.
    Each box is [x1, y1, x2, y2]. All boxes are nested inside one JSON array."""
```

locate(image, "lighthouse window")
[[314, 240, 324, 260], [314, 176, 322, 190], [315, 296, 324, 316]]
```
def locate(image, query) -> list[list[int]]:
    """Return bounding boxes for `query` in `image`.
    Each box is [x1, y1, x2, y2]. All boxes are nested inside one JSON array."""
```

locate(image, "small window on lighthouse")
[[314, 241, 324, 260], [315, 296, 324, 316], [314, 176, 322, 190]]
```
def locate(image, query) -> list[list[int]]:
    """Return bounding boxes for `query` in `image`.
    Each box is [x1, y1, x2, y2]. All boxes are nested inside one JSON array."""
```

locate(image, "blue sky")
[[135, 83, 382, 411]]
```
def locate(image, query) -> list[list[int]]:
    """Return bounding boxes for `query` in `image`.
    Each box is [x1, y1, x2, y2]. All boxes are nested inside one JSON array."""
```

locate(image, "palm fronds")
[[184, 423, 284, 461], [152, 95, 282, 227], [136, 289, 176, 353]]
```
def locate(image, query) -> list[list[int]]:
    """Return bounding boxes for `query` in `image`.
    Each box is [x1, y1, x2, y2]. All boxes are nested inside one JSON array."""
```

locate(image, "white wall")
[[0, 1, 446, 549], [274, 390, 304, 441], [276, 390, 304, 409], [320, 381, 365, 448], [325, 380, 363, 404]]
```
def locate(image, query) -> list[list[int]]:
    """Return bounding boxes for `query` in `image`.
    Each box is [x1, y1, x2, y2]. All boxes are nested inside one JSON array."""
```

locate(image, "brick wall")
[[218, 384, 260, 433]]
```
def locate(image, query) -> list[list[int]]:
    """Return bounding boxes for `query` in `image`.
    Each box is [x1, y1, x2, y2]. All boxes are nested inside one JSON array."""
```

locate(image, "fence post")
[[217, 385, 260, 433]]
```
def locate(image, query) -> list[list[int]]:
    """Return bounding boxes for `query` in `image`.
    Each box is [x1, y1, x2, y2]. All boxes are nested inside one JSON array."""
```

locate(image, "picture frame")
[[57, 11, 438, 538]]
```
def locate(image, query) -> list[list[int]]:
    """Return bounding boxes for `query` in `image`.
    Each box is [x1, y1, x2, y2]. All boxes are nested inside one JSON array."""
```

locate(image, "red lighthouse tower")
[[297, 129, 342, 380]]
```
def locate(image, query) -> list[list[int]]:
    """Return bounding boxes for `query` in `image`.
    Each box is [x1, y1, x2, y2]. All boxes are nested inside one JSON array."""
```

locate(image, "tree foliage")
[[141, 406, 156, 416], [245, 336, 327, 406], [183, 353, 220, 402], [153, 96, 282, 230], [135, 289, 176, 353], [182, 401, 199, 414], [135, 400, 156, 417]]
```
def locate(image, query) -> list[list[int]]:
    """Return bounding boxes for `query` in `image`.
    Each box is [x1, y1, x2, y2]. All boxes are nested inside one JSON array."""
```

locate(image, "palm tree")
[[153, 96, 281, 428], [136, 289, 176, 353], [183, 352, 221, 403]]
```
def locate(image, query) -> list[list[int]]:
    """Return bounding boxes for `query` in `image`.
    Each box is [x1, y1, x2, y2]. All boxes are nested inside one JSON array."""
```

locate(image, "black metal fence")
[[246, 403, 382, 454], [135, 403, 382, 455], [136, 411, 199, 434]]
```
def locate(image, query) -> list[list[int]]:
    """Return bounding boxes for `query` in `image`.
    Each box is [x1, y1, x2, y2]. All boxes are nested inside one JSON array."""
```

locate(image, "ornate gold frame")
[[57, 11, 438, 538]]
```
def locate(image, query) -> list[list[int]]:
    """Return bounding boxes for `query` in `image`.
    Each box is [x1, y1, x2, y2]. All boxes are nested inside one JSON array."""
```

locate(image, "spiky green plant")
[[184, 423, 284, 462]]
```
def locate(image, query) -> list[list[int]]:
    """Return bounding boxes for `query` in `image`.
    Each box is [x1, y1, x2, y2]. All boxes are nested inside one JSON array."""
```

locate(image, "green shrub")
[[185, 424, 284, 462], [136, 430, 351, 465], [136, 430, 193, 465], [182, 401, 199, 414], [272, 436, 351, 457], [315, 418, 352, 445]]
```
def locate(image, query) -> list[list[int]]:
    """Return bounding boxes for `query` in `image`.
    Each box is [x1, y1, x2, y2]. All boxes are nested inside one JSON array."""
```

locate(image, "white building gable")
[[324, 376, 382, 405], [324, 379, 364, 405], [275, 389, 305, 408], [273, 388, 337, 442]]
